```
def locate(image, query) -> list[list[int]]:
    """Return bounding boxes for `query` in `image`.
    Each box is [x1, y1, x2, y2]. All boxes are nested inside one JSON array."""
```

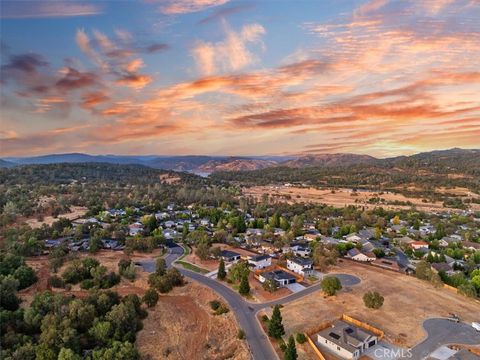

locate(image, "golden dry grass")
[[280, 261, 480, 352]]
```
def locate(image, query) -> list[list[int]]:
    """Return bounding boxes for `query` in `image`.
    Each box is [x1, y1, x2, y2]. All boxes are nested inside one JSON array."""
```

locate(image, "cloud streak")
[[1, 1, 102, 19]]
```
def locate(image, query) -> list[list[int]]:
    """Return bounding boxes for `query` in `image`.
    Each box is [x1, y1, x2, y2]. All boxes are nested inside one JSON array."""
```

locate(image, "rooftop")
[[317, 320, 376, 354]]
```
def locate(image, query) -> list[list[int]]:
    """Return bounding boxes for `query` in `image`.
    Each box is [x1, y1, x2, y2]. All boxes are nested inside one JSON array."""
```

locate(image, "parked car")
[[472, 322, 480, 332]]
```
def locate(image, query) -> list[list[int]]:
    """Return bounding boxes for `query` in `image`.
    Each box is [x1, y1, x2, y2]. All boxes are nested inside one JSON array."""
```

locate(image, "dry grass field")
[[137, 281, 249, 360], [244, 185, 480, 211], [278, 261, 480, 352], [24, 206, 88, 229]]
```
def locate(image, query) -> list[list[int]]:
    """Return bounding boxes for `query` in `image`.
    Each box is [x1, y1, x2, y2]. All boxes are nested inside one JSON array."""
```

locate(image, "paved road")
[[143, 246, 480, 360], [140, 244, 361, 360], [411, 318, 480, 359], [140, 244, 277, 359]]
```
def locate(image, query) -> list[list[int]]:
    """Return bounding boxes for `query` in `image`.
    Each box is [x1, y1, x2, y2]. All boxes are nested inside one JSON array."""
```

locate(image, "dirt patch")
[[279, 261, 480, 349], [137, 281, 249, 360], [160, 174, 181, 184], [23, 206, 88, 229]]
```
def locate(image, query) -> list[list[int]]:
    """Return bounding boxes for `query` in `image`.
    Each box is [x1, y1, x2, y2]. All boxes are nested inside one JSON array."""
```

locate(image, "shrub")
[[47, 275, 64, 288], [81, 279, 95, 290], [209, 300, 221, 311], [295, 333, 307, 344], [321, 276, 342, 296], [363, 291, 384, 309], [237, 329, 245, 340], [142, 289, 159, 308]]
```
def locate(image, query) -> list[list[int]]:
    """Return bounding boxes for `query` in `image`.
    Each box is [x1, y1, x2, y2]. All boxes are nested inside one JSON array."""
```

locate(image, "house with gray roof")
[[316, 320, 378, 360]]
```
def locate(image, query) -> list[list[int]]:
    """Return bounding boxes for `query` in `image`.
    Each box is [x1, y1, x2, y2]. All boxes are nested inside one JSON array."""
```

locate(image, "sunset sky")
[[1, 0, 479, 157]]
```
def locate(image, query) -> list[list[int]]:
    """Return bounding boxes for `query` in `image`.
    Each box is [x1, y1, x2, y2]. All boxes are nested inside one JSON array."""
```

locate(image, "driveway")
[[410, 318, 480, 359], [286, 282, 306, 293]]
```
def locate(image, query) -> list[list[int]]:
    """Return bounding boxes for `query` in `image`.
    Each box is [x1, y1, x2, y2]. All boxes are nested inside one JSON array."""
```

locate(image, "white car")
[[472, 322, 480, 332]]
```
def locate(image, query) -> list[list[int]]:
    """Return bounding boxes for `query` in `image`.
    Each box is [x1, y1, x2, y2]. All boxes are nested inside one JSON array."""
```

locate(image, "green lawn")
[[176, 260, 209, 274]]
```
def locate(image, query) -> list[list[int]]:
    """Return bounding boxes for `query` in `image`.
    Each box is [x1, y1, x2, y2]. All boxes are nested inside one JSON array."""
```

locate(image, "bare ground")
[[279, 261, 480, 356], [137, 281, 250, 360]]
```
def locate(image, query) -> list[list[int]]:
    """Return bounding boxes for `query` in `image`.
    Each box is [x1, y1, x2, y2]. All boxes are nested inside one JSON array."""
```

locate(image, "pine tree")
[[268, 304, 285, 339], [217, 258, 226, 280], [239, 273, 250, 295], [284, 335, 298, 360]]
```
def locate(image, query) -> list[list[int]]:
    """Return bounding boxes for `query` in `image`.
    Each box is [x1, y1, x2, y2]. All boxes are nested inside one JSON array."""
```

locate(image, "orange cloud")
[[159, 0, 229, 14]]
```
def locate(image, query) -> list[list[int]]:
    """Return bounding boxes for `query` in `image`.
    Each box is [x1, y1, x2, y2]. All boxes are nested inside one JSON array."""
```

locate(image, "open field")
[[23, 206, 88, 229], [278, 261, 480, 354], [137, 281, 249, 360], [244, 185, 480, 211]]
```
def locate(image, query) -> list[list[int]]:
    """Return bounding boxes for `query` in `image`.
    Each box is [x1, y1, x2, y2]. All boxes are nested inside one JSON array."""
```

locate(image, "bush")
[[81, 279, 95, 290], [321, 276, 342, 296], [237, 329, 245, 340], [142, 289, 159, 308], [363, 291, 384, 309], [47, 275, 64, 288], [295, 333, 307, 344], [209, 300, 221, 311], [261, 314, 269, 323]]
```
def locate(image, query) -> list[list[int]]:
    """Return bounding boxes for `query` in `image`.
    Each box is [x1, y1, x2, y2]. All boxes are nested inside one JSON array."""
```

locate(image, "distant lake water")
[[188, 170, 211, 178]]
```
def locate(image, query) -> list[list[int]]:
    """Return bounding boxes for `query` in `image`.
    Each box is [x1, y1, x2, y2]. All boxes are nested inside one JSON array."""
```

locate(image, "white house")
[[290, 244, 311, 257], [128, 222, 144, 236], [317, 320, 378, 360], [258, 270, 296, 287], [346, 248, 376, 262], [345, 234, 362, 243], [248, 254, 272, 270], [287, 257, 314, 276]]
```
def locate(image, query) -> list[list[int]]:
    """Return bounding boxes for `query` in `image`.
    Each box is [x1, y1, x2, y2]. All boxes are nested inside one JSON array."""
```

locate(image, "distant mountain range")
[[2, 148, 479, 173]]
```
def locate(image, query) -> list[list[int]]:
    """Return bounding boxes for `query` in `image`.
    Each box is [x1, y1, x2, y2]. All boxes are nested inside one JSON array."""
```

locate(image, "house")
[[346, 248, 376, 262], [246, 228, 265, 236], [371, 258, 401, 272], [258, 270, 296, 287], [317, 320, 378, 360], [273, 228, 286, 237], [291, 244, 311, 257], [361, 241, 375, 253], [155, 212, 169, 220], [409, 241, 429, 250], [128, 222, 144, 236], [358, 228, 375, 241], [163, 220, 175, 228], [320, 235, 339, 245], [219, 250, 241, 262], [45, 239, 61, 249], [248, 254, 272, 270], [345, 234, 362, 243], [431, 262, 454, 274], [200, 218, 210, 227], [395, 236, 415, 246], [463, 242, 480, 251], [439, 236, 461, 247], [287, 257, 314, 276]]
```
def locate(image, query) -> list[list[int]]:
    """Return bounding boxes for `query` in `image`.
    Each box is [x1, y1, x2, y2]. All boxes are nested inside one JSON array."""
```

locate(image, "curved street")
[[140, 243, 362, 360]]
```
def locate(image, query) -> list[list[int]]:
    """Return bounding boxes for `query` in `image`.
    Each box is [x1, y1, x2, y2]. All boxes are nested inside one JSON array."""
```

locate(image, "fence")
[[306, 334, 327, 360], [341, 314, 385, 339]]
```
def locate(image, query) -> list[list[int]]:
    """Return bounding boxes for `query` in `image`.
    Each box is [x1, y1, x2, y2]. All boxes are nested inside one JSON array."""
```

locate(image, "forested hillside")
[[0, 163, 236, 227]]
